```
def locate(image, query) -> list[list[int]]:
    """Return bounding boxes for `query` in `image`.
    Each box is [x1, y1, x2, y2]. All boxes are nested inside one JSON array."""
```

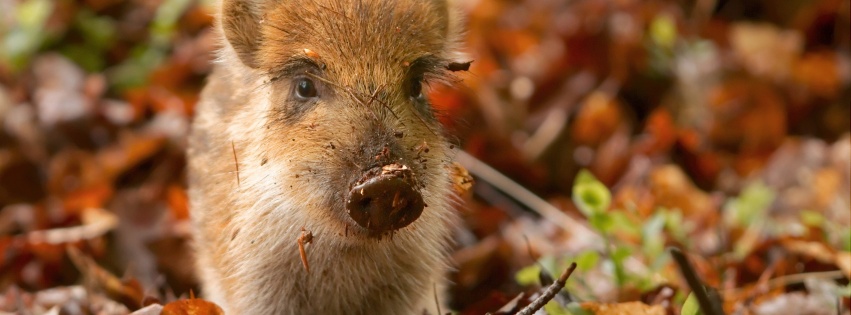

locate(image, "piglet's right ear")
[[221, 0, 265, 68]]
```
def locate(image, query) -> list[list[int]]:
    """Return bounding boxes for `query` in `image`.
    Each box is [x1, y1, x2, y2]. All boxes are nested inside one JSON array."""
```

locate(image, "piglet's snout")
[[346, 163, 424, 232]]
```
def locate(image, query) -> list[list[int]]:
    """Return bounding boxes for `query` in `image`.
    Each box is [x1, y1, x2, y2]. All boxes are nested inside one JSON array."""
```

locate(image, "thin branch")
[[433, 282, 442, 315], [728, 270, 846, 296], [670, 247, 725, 315], [231, 141, 240, 187], [516, 262, 578, 315], [454, 151, 601, 246], [298, 227, 313, 273]]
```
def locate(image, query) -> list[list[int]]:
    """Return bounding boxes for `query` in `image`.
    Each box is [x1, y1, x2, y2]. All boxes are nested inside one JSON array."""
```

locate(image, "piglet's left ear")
[[221, 0, 266, 68]]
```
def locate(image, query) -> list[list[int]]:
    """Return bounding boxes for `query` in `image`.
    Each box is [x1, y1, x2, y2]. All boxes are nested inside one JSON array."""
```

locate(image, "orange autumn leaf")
[[162, 298, 225, 315]]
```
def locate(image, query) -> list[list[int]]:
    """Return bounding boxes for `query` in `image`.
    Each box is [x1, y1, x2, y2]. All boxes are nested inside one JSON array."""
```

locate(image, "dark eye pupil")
[[296, 78, 317, 98], [411, 78, 423, 98]]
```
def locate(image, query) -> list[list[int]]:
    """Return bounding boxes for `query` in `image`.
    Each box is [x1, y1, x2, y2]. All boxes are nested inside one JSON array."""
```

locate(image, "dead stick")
[[298, 227, 313, 273], [231, 141, 240, 187], [670, 247, 725, 315], [516, 262, 577, 315], [433, 282, 442, 315], [454, 151, 600, 245]]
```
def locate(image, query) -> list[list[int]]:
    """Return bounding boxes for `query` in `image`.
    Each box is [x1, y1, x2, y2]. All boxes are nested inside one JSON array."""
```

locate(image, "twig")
[[231, 141, 240, 187], [27, 208, 117, 244], [433, 282, 442, 315], [516, 262, 578, 315], [454, 151, 601, 246], [728, 270, 846, 296], [298, 227, 313, 273], [670, 247, 725, 315], [522, 234, 539, 263]]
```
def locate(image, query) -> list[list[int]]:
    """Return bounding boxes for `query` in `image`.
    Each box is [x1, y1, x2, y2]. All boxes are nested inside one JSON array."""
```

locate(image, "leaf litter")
[[0, 0, 848, 314]]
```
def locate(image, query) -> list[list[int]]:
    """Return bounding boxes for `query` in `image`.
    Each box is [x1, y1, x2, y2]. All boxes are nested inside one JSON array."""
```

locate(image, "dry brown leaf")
[[780, 238, 836, 264], [66, 246, 146, 310], [792, 51, 841, 99], [27, 208, 117, 244], [161, 298, 224, 315], [581, 301, 666, 315], [634, 108, 677, 156], [707, 79, 787, 155], [97, 133, 166, 180], [833, 251, 851, 279], [450, 162, 474, 196], [649, 165, 714, 219], [571, 91, 624, 147], [729, 23, 802, 81], [167, 185, 190, 221]]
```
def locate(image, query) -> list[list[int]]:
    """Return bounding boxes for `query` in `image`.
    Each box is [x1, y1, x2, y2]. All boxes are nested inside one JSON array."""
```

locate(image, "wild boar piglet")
[[188, 0, 467, 313]]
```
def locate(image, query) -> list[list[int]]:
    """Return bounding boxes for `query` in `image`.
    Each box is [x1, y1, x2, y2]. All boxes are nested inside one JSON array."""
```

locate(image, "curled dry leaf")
[[27, 207, 118, 244], [450, 162, 474, 196], [161, 298, 224, 315], [649, 165, 714, 220], [780, 238, 851, 278]]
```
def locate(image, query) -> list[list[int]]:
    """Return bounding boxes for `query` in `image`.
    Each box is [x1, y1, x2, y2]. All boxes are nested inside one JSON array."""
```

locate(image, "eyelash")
[[410, 76, 424, 100]]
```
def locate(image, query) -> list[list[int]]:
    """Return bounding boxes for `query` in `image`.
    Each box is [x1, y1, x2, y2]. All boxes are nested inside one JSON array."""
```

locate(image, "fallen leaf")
[[66, 246, 146, 310], [450, 162, 474, 196], [161, 297, 224, 315], [581, 301, 666, 315]]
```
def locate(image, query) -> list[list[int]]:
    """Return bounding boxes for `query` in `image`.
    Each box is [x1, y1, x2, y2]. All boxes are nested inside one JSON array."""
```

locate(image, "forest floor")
[[0, 0, 849, 314]]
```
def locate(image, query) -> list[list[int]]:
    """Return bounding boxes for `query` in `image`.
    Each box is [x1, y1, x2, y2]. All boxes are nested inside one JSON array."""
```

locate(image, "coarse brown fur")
[[188, 0, 466, 314]]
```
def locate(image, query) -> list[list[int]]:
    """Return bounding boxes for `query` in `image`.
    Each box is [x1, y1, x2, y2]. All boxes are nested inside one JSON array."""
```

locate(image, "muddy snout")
[[346, 163, 425, 232]]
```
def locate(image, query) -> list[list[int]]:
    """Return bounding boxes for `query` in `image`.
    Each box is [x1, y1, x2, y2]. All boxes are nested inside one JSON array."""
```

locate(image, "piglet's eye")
[[295, 78, 318, 99]]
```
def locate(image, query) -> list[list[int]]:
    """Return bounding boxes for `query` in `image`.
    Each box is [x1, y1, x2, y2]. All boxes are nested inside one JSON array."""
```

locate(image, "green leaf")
[[662, 208, 689, 244], [572, 170, 611, 217], [799, 210, 824, 227], [589, 213, 614, 234], [611, 246, 632, 285], [838, 284, 851, 297], [61, 44, 104, 72], [17, 0, 52, 29], [107, 45, 166, 90], [650, 14, 677, 49], [724, 181, 775, 228], [574, 251, 599, 272], [1, 0, 53, 69], [610, 211, 641, 238], [150, 0, 192, 45], [75, 10, 117, 51], [611, 245, 632, 263], [544, 300, 570, 315], [565, 301, 592, 315], [681, 292, 702, 315], [642, 212, 666, 259], [515, 264, 542, 286]]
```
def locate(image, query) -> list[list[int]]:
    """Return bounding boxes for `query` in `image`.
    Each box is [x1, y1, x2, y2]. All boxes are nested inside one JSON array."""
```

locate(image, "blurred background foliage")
[[0, 0, 849, 314]]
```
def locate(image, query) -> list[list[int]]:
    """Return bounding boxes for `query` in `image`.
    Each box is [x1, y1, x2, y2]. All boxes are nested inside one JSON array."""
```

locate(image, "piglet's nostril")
[[346, 164, 424, 233]]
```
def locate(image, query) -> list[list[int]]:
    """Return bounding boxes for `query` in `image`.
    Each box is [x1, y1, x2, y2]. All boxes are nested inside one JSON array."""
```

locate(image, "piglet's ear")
[[221, 0, 265, 68]]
